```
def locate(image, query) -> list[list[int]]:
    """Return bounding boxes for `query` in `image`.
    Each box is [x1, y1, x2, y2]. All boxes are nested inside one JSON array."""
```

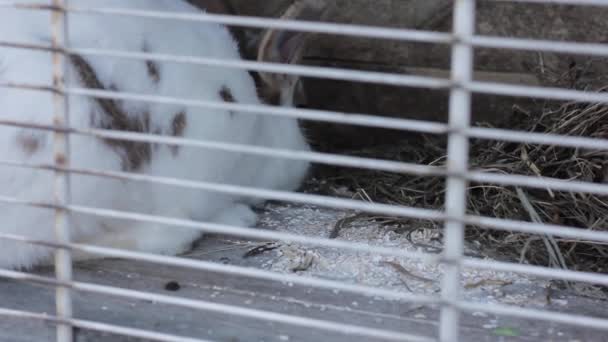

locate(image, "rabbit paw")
[[212, 203, 258, 227]]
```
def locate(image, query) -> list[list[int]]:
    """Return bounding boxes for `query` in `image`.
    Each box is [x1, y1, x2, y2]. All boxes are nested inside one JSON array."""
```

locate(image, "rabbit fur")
[[0, 0, 320, 269]]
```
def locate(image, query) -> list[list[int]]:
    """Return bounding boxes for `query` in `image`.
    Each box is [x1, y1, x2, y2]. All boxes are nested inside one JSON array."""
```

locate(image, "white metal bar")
[[0, 80, 448, 134], [6, 81, 608, 141], [469, 81, 608, 103], [49, 1, 73, 341], [0, 159, 444, 222], [2, 183, 608, 272], [483, 0, 608, 7], [6, 35, 608, 72], [4, 81, 608, 131], [467, 170, 608, 196], [470, 35, 608, 57], [0, 120, 445, 176], [0, 2, 453, 44], [3, 157, 608, 248], [439, 1, 476, 341], [5, 81, 608, 153], [2, 118, 608, 179], [457, 301, 608, 331], [68, 5, 452, 44], [0, 270, 435, 342], [465, 215, 608, 244], [0, 195, 436, 261], [467, 126, 608, 151], [0, 308, 214, 342], [0, 232, 438, 304], [0, 41, 450, 89], [70, 47, 450, 89], [462, 258, 608, 286]]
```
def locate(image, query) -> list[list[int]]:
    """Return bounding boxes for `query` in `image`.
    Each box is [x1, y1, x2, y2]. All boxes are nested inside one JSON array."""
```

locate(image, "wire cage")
[[0, 0, 608, 341]]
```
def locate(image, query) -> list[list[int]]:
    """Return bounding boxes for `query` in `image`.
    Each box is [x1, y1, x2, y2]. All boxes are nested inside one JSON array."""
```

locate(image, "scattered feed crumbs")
[[258, 203, 548, 305]]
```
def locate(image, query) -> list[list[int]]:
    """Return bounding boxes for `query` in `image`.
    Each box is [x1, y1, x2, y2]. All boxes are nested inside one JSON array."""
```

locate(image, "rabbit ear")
[[256, 0, 329, 106]]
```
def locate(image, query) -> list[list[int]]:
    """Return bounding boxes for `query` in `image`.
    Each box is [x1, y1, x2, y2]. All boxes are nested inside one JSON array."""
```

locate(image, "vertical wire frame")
[[439, 0, 476, 341], [50, 1, 74, 341]]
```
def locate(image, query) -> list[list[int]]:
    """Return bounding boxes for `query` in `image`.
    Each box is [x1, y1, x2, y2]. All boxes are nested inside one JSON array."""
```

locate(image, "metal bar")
[[0, 2, 453, 43], [462, 258, 608, 286], [469, 80, 608, 103], [483, 0, 608, 6], [0, 121, 445, 177], [0, 41, 447, 89], [3, 192, 608, 275], [4, 80, 608, 127], [3, 118, 608, 176], [0, 80, 449, 134], [0, 308, 213, 342], [464, 215, 608, 244], [49, 1, 73, 341], [68, 47, 450, 89], [457, 301, 608, 331], [466, 126, 608, 151], [3, 157, 608, 245], [439, 1, 476, 341], [470, 35, 608, 57], [5, 80, 608, 154], [0, 233, 438, 304], [0, 159, 444, 223], [0, 270, 435, 342], [0, 195, 435, 261]]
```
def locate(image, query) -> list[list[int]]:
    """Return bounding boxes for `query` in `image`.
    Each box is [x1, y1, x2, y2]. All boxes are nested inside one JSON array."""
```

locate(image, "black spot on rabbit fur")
[[142, 41, 161, 84], [71, 55, 153, 171], [169, 111, 187, 156], [146, 60, 160, 83]]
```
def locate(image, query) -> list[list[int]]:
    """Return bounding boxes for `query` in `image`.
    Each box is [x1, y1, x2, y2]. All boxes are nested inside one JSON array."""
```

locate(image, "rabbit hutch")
[[1, 0, 608, 341]]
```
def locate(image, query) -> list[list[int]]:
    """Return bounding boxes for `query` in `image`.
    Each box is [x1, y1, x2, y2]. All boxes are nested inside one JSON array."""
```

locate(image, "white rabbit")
[[0, 0, 324, 269]]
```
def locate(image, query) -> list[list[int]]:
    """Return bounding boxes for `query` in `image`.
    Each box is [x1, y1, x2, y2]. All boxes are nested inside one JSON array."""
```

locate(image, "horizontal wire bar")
[[7, 81, 608, 153], [469, 81, 608, 103], [470, 35, 608, 57], [6, 155, 608, 226], [0, 2, 453, 44], [67, 48, 448, 89], [0, 81, 449, 134], [468, 170, 608, 196], [67, 6, 453, 44], [483, 0, 608, 7], [0, 195, 436, 261], [3, 118, 608, 180], [0, 120, 445, 176], [462, 258, 608, 286], [0, 308, 212, 342], [2, 158, 608, 251], [4, 144, 608, 209], [458, 301, 608, 331], [467, 126, 608, 151], [0, 233, 437, 304], [465, 215, 608, 244], [7, 81, 608, 140], [0, 270, 435, 342], [0, 197, 608, 288], [0, 159, 443, 222], [4, 8, 608, 61], [0, 44, 449, 88]]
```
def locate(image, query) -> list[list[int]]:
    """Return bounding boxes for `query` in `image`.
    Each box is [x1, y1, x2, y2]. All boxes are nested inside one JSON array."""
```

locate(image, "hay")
[[308, 96, 608, 275]]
